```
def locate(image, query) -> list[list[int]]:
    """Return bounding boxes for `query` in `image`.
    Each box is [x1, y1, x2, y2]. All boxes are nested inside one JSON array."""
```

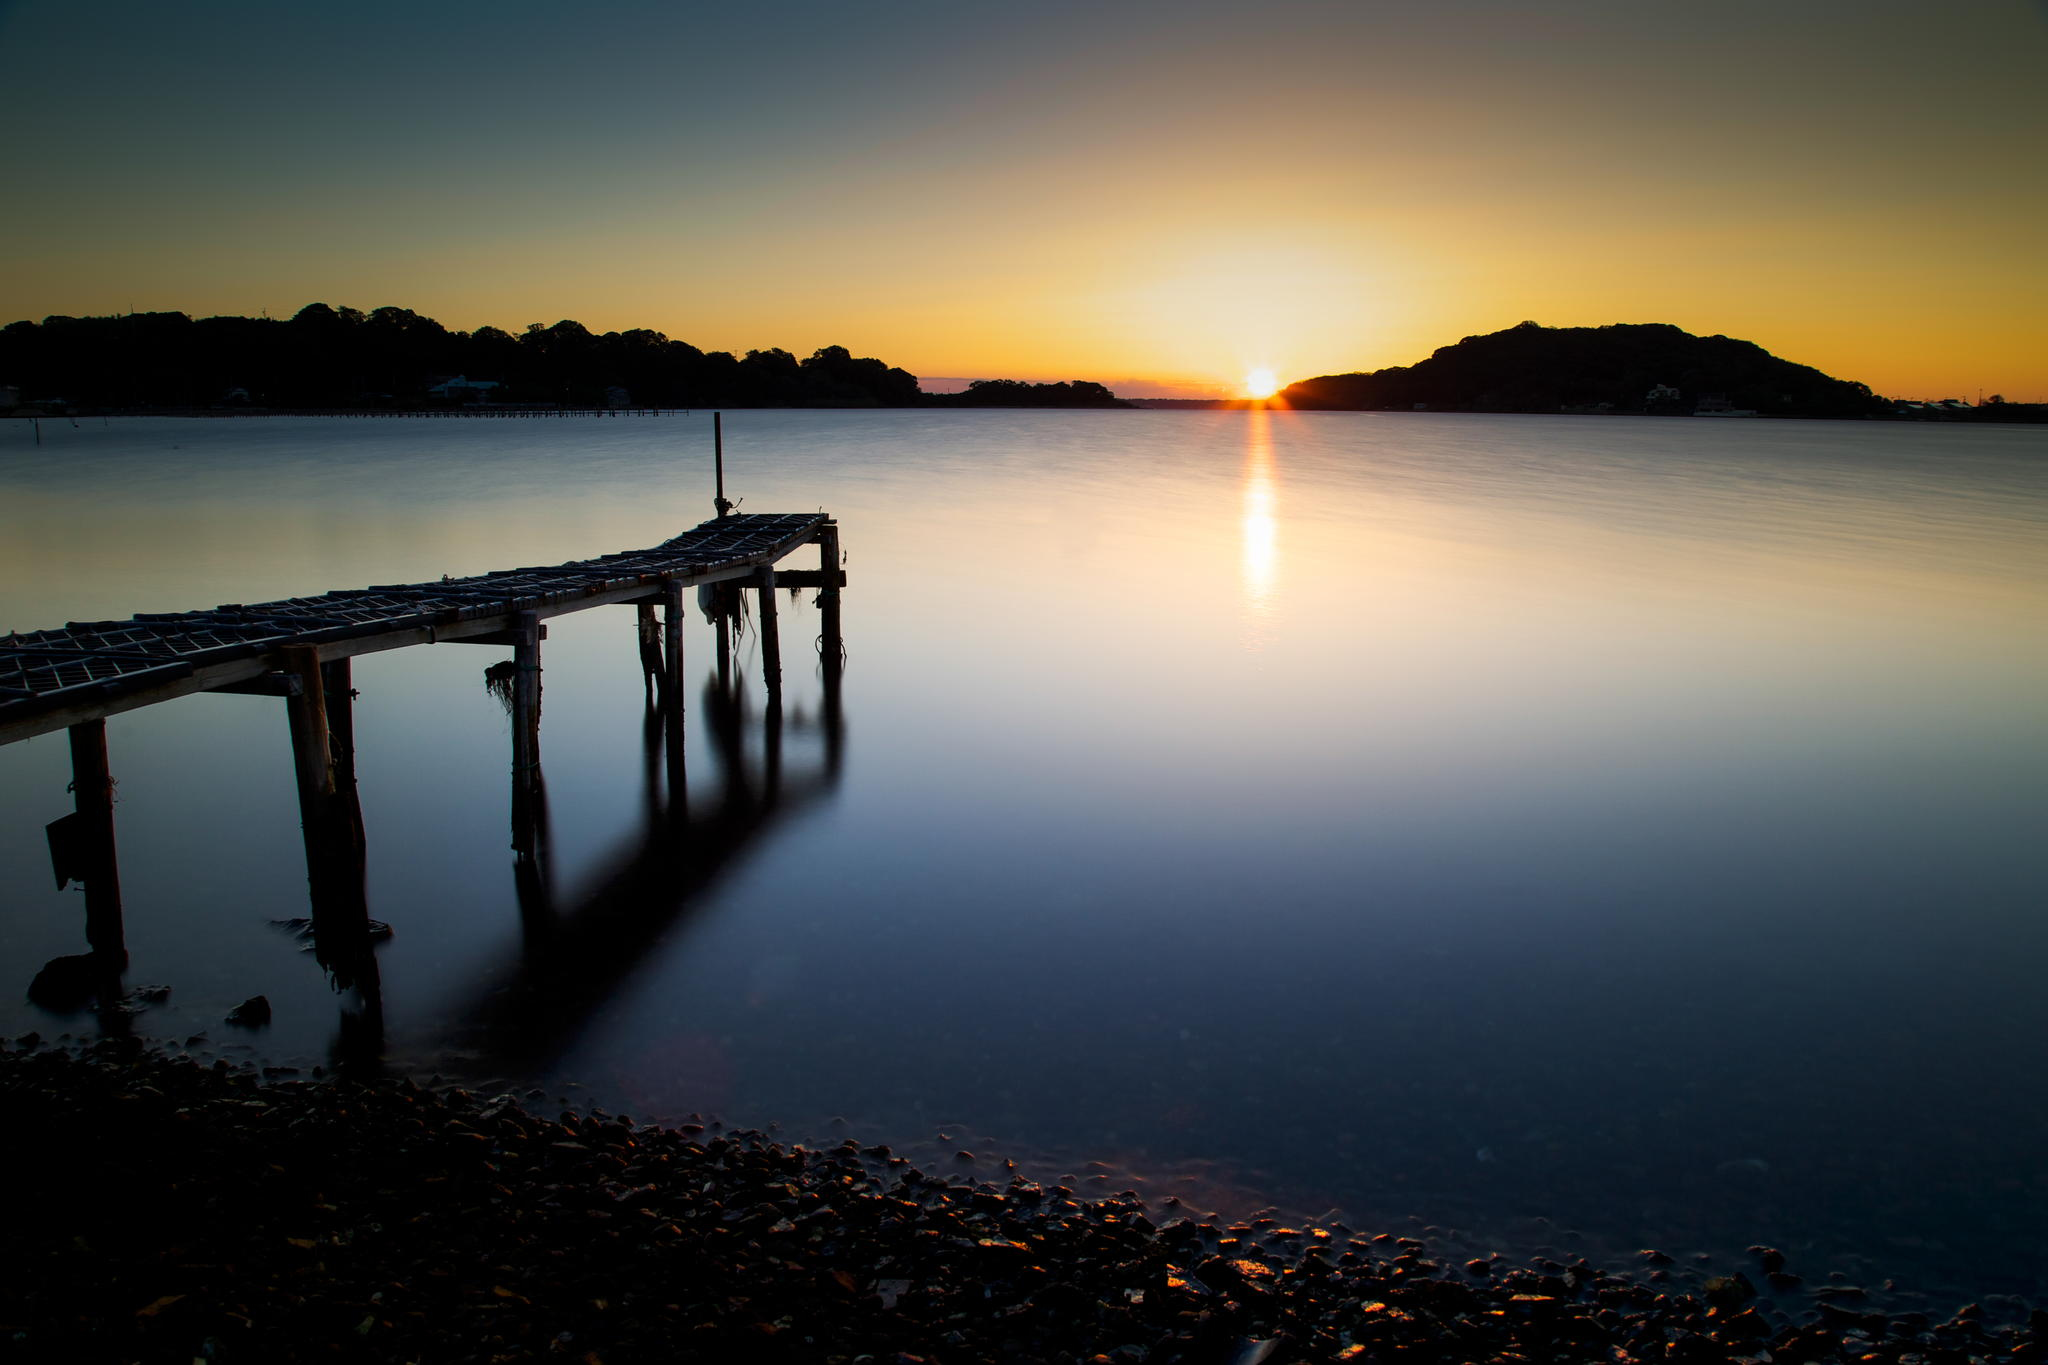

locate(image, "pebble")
[[1, 1041, 2040, 1364]]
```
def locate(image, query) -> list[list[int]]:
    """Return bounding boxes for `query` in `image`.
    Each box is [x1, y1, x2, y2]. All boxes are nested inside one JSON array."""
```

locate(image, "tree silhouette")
[[0, 304, 1130, 411]]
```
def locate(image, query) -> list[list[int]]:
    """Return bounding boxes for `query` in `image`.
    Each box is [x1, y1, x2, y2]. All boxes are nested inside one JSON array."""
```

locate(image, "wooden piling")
[[321, 658, 366, 858], [662, 580, 687, 804], [283, 645, 375, 992], [281, 646, 335, 811], [662, 580, 685, 710], [755, 564, 781, 707], [511, 611, 542, 778], [66, 719, 126, 968], [817, 521, 843, 688], [636, 602, 664, 703], [511, 764, 554, 942], [715, 597, 732, 688]]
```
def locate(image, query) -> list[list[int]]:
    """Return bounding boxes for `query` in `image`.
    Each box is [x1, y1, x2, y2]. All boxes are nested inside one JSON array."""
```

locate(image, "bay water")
[[2, 410, 2043, 1304]]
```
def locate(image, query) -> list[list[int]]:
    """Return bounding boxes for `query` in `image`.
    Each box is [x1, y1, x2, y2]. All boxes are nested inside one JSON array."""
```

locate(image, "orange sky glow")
[[1, 1, 2042, 401]]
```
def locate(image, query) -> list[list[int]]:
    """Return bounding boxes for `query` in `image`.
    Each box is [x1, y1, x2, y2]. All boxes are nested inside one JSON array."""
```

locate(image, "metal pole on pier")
[[713, 412, 733, 519]]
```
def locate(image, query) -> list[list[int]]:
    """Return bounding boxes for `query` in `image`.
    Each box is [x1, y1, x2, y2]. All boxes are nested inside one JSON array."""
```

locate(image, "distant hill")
[[1282, 322, 1886, 419]]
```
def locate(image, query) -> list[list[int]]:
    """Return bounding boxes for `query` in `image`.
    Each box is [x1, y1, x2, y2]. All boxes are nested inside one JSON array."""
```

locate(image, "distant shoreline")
[[6, 404, 2039, 425]]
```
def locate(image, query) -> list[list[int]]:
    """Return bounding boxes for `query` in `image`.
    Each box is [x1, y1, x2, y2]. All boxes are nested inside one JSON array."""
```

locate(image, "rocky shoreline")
[[2, 1037, 2040, 1365]]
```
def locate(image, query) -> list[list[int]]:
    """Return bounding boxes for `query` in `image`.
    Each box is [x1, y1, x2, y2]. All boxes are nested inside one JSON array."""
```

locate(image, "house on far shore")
[[428, 375, 503, 404]]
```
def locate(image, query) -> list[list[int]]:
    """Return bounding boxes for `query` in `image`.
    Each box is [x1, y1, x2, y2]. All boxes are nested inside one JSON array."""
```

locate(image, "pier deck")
[[0, 512, 830, 747]]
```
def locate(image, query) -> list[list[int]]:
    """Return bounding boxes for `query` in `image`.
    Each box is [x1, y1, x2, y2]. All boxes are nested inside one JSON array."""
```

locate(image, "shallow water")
[[3, 410, 2045, 1301]]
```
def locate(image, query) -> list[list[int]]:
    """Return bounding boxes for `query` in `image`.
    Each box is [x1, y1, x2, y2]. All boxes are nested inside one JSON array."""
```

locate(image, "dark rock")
[[225, 995, 272, 1027], [1711, 1307, 1771, 1341], [0, 1043, 2037, 1365], [1703, 1273, 1756, 1307], [27, 954, 104, 1012]]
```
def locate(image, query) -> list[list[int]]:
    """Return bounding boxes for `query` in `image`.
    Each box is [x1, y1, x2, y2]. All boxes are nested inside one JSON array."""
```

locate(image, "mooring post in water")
[[817, 520, 843, 688], [66, 719, 126, 969], [511, 610, 543, 780], [755, 563, 781, 707]]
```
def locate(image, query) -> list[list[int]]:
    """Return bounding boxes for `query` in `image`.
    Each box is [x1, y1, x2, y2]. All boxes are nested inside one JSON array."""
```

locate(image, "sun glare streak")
[[1244, 368, 1280, 400], [1240, 407, 1279, 649]]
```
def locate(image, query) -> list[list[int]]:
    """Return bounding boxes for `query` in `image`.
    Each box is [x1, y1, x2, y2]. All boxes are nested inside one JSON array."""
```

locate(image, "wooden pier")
[[2, 511, 846, 1030]]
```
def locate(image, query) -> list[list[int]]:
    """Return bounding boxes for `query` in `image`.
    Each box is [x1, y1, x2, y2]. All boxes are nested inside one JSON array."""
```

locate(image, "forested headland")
[[0, 306, 1129, 411], [1283, 322, 1889, 418]]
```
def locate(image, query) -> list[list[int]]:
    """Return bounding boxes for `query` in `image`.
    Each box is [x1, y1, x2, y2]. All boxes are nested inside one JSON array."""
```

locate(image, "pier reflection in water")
[[423, 607, 846, 1079]]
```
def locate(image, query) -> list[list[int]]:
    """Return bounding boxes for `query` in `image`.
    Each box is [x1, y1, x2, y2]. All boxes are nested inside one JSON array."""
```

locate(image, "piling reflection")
[[446, 655, 846, 1074]]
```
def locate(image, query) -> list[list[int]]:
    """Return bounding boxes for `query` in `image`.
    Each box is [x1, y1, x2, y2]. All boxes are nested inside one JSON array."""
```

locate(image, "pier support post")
[[817, 521, 843, 691], [282, 645, 337, 830], [663, 581, 685, 713], [715, 600, 732, 689], [321, 658, 366, 860], [636, 602, 664, 704], [511, 765, 553, 940], [283, 645, 375, 993], [65, 720, 127, 970], [755, 564, 781, 708], [662, 579, 687, 803], [511, 611, 543, 781], [507, 611, 549, 949]]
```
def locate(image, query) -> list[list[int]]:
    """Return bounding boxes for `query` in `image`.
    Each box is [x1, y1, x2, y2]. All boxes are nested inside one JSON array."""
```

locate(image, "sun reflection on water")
[[1240, 407, 1279, 647]]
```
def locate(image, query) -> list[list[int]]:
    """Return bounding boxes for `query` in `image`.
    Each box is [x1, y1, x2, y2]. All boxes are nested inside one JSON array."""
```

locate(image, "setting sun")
[[1244, 368, 1280, 400]]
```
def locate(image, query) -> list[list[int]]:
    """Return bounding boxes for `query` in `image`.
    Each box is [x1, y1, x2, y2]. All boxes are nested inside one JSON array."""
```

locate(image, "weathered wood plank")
[[0, 512, 831, 746]]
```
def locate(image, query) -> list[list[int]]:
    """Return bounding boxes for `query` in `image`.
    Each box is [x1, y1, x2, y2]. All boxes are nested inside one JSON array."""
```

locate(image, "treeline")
[[927, 378, 1125, 408], [0, 306, 1123, 410], [1284, 322, 1888, 418]]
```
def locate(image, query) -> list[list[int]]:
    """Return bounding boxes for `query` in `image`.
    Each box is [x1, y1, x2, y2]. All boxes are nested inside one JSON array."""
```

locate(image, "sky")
[[1, 0, 2043, 399]]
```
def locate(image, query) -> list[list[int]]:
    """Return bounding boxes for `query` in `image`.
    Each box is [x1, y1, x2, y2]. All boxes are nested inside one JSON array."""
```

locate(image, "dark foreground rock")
[[1, 1039, 2040, 1364]]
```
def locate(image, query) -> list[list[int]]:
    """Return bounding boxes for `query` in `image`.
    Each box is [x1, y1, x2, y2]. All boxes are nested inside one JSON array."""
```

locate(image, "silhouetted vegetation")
[[0, 307, 1123, 411], [1283, 322, 1889, 419], [1890, 394, 2047, 423], [924, 378, 1127, 408]]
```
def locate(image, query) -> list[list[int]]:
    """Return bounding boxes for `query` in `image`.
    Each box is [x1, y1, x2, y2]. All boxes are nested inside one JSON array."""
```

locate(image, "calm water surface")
[[3, 411, 2044, 1303]]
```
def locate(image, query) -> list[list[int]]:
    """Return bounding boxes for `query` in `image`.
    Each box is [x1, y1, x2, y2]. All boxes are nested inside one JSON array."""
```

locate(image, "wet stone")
[[1, 1043, 2040, 1364]]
